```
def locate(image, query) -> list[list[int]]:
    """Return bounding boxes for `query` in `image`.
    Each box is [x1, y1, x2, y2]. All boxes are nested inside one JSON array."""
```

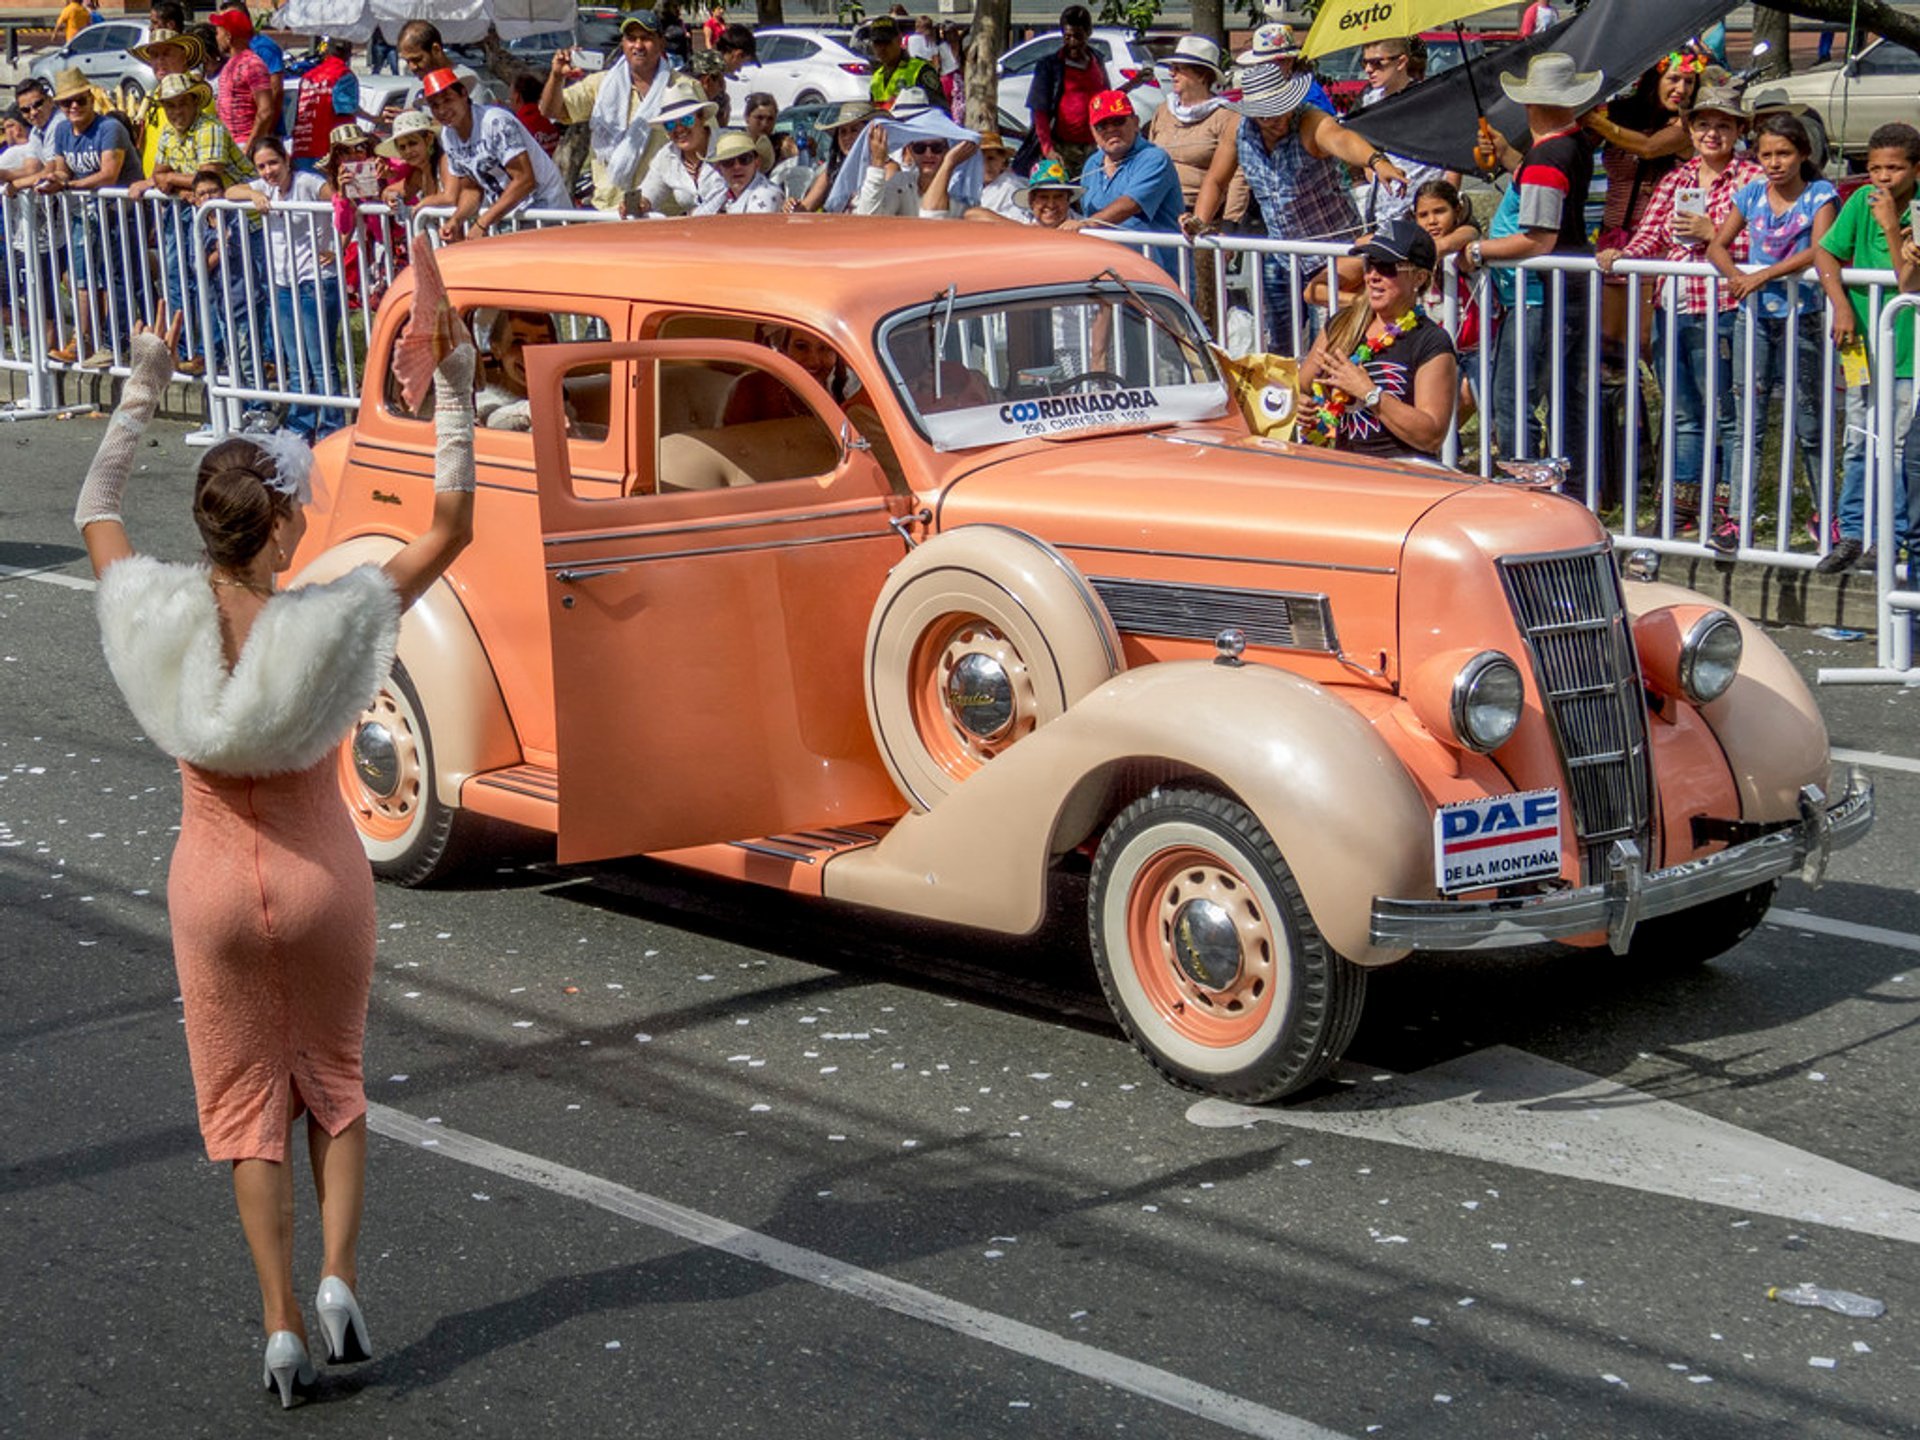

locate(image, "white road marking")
[[1188, 1046, 1920, 1246], [1765, 909, 1920, 955], [1831, 747, 1920, 776], [366, 1103, 1353, 1440], [0, 561, 95, 592]]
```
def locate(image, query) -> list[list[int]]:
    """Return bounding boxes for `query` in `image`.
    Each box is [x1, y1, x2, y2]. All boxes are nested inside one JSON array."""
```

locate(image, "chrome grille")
[[1088, 577, 1336, 653], [1499, 547, 1652, 878]]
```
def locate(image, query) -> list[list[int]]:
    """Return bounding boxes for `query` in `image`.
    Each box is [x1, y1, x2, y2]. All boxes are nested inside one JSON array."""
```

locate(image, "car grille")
[[1088, 577, 1337, 653], [1498, 546, 1652, 879]]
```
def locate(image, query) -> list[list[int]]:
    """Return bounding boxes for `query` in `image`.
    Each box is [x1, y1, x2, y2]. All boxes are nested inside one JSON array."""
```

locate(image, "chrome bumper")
[[1371, 775, 1874, 955]]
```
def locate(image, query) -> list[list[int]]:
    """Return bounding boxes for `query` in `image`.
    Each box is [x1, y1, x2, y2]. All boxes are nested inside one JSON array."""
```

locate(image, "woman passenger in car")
[[474, 309, 574, 430], [722, 326, 853, 425]]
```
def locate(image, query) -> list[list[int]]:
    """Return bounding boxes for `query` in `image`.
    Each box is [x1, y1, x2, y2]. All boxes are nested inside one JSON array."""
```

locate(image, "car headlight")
[[1451, 651, 1524, 753], [1678, 611, 1743, 704]]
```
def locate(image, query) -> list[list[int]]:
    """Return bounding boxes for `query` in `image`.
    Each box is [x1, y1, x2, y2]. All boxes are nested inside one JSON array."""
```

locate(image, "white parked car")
[[727, 28, 872, 112], [29, 20, 153, 101], [1745, 38, 1920, 163], [996, 27, 1164, 128]]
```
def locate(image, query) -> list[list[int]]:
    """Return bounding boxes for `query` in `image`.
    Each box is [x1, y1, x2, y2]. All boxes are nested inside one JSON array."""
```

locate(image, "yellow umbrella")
[[1298, 0, 1511, 60]]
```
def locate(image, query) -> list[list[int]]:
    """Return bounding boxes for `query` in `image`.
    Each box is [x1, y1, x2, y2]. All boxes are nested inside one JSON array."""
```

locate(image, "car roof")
[[431, 216, 1179, 334]]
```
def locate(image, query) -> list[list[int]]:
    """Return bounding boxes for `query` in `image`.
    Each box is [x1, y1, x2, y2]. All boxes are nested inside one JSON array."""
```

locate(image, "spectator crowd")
[[4, 3, 1919, 567]]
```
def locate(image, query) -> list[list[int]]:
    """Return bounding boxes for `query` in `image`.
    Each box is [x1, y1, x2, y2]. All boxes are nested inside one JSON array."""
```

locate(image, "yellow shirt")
[[57, 2, 92, 42], [560, 66, 669, 214]]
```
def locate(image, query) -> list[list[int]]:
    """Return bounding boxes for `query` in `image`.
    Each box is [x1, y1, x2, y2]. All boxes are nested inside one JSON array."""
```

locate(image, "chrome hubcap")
[[1170, 897, 1243, 991], [945, 651, 1015, 741], [353, 721, 400, 799]]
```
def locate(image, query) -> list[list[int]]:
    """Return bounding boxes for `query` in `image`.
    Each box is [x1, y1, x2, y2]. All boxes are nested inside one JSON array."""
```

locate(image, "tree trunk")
[[757, 0, 785, 26], [1750, 6, 1793, 78], [1768, 0, 1920, 56], [1190, 0, 1225, 51], [965, 0, 1011, 132]]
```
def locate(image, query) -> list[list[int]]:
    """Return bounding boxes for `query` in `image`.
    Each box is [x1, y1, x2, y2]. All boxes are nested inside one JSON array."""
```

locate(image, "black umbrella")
[[1343, 0, 1737, 173]]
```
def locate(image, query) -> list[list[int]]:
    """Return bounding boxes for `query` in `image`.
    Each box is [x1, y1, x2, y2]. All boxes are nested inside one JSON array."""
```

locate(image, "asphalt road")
[[3, 413, 1918, 1440]]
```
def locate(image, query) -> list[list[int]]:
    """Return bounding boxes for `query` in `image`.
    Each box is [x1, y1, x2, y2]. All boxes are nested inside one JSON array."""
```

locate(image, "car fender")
[[1622, 580, 1829, 822], [290, 537, 520, 806], [824, 660, 1432, 966]]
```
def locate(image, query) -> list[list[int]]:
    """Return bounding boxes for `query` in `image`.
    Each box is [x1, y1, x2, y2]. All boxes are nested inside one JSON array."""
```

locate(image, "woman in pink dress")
[[73, 304, 476, 1408]]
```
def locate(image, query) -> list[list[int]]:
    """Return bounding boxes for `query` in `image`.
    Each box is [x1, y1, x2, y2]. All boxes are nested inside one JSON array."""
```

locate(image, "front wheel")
[[795, 89, 825, 107], [1089, 788, 1366, 1101], [335, 661, 475, 886]]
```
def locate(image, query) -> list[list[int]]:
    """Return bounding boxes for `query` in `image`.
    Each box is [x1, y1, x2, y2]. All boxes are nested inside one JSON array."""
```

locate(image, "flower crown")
[[1659, 51, 1707, 77]]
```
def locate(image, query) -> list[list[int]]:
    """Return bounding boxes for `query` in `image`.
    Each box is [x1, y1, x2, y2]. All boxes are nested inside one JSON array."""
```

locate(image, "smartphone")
[[340, 158, 381, 202]]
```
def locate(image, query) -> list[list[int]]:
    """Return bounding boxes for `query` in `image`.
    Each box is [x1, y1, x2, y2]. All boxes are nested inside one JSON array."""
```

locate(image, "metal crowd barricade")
[[1820, 289, 1920, 686]]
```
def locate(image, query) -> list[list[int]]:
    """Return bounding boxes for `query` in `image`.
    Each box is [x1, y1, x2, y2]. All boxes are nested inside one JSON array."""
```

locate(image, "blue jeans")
[[1259, 251, 1322, 355], [272, 279, 345, 440], [1840, 377, 1913, 548], [1731, 308, 1826, 528], [1491, 277, 1592, 492], [1657, 309, 1739, 502]]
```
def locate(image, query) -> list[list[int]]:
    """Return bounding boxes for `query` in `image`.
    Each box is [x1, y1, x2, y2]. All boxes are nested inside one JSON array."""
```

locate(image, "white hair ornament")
[[241, 429, 325, 509]]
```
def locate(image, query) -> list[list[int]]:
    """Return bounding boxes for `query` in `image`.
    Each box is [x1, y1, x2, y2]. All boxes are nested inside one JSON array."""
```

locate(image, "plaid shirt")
[[153, 112, 250, 185], [1619, 155, 1763, 314], [1236, 116, 1360, 244]]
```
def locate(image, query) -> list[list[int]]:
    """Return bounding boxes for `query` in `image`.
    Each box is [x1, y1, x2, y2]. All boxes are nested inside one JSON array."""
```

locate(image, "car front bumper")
[[1370, 776, 1874, 955]]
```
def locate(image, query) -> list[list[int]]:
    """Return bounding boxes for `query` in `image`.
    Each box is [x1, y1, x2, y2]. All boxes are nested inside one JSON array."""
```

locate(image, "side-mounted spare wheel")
[[865, 525, 1123, 810], [336, 660, 478, 885], [1090, 787, 1367, 1101]]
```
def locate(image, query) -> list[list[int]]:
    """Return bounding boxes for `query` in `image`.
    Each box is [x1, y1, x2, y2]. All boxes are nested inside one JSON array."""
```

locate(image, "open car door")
[[529, 338, 912, 864]]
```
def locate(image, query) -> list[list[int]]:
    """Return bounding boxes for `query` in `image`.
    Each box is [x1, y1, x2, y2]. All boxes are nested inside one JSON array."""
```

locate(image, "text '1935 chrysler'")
[[293, 217, 1873, 1101]]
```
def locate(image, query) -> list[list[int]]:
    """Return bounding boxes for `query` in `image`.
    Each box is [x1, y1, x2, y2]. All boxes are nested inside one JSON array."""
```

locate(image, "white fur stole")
[[96, 558, 401, 776]]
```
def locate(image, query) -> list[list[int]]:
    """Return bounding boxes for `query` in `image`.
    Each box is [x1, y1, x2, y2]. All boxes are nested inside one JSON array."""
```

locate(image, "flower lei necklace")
[[1299, 309, 1417, 446]]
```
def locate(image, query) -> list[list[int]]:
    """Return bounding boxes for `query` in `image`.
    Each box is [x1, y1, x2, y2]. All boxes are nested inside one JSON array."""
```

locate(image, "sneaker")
[[1707, 516, 1741, 554], [79, 349, 115, 369], [1815, 537, 1863, 574], [47, 342, 78, 364], [177, 357, 205, 377], [1858, 546, 1878, 573]]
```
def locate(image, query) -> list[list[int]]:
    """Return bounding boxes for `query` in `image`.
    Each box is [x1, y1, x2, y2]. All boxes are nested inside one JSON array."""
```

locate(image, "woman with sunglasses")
[[631, 83, 722, 217], [1297, 217, 1458, 462], [853, 107, 978, 217]]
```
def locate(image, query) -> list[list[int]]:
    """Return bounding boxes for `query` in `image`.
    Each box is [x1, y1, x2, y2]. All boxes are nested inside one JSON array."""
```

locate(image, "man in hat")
[[37, 67, 141, 366], [424, 68, 570, 242], [966, 154, 1077, 229], [866, 17, 940, 108], [1025, 5, 1108, 175], [209, 8, 276, 149], [1060, 91, 1182, 274], [124, 27, 207, 172], [210, 9, 282, 138], [1457, 52, 1603, 493], [695, 130, 784, 214], [1186, 64, 1402, 352], [975, 129, 1023, 219], [540, 9, 674, 213], [1230, 24, 1336, 114]]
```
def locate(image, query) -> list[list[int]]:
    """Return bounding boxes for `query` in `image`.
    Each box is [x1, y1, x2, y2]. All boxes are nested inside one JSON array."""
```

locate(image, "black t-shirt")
[[1337, 316, 1457, 459], [1514, 125, 1597, 255]]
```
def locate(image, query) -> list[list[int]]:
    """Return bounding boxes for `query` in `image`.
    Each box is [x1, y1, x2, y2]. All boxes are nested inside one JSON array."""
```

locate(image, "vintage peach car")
[[292, 217, 1872, 1101]]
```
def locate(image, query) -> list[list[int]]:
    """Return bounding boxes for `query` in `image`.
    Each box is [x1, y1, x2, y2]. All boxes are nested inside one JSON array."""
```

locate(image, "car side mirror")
[[1842, 56, 1859, 77]]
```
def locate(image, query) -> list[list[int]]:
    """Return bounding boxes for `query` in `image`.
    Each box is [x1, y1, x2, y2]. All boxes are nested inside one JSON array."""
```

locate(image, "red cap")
[[1088, 90, 1134, 126], [420, 68, 465, 99], [208, 7, 252, 38]]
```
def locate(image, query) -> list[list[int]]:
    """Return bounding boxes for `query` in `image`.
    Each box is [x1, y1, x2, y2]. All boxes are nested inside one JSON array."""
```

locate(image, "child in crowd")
[[1813, 121, 1919, 572], [192, 165, 266, 403], [1411, 179, 1482, 417], [1705, 113, 1837, 554]]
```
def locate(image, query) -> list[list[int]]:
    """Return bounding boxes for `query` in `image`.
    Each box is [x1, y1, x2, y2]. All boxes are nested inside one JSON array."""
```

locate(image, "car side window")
[[1003, 37, 1056, 76], [1859, 44, 1920, 76], [382, 306, 613, 443], [650, 349, 842, 496]]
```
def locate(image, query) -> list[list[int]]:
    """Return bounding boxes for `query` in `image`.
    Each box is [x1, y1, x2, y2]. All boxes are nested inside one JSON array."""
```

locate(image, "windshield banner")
[[922, 382, 1230, 451]]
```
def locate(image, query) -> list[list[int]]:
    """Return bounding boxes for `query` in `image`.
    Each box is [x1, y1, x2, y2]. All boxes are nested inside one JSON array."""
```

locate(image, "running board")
[[653, 824, 893, 897], [463, 763, 559, 832]]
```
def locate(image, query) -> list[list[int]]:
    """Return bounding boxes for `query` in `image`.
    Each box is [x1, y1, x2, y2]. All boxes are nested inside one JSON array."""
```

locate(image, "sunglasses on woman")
[[1364, 258, 1401, 278], [663, 114, 701, 132], [907, 140, 948, 157]]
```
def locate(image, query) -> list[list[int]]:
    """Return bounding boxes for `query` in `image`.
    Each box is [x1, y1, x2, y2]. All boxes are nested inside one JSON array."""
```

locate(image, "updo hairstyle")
[[194, 438, 293, 569]]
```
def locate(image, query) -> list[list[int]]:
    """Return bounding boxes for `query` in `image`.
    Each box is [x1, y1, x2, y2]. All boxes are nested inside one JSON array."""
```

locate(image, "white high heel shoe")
[[315, 1276, 372, 1364], [262, 1330, 317, 1409]]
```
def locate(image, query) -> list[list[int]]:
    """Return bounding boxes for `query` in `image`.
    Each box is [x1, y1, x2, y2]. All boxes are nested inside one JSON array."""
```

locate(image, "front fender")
[[1623, 580, 1830, 821], [823, 660, 1431, 965], [291, 537, 520, 806]]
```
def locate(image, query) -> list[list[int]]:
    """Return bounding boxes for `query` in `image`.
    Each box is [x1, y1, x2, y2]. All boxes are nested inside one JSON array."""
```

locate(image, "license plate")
[[1435, 789, 1562, 895]]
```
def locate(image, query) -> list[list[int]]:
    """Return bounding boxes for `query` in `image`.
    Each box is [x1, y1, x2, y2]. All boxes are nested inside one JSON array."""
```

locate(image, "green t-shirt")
[[1818, 185, 1914, 379]]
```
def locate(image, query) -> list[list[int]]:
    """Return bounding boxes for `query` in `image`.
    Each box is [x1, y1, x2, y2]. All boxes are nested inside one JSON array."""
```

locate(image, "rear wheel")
[[335, 661, 474, 886], [795, 88, 825, 106], [1625, 880, 1778, 966], [1089, 788, 1366, 1101]]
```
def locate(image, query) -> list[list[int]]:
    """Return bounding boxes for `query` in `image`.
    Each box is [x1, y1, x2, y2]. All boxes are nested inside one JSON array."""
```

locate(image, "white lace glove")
[[432, 341, 476, 495], [74, 332, 174, 532]]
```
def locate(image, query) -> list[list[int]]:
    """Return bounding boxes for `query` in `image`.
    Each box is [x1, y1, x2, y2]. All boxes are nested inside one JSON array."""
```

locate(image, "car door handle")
[[554, 566, 629, 583]]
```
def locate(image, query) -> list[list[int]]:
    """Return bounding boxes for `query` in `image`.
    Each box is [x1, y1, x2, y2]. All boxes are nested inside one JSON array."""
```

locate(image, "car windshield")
[[880, 283, 1229, 451]]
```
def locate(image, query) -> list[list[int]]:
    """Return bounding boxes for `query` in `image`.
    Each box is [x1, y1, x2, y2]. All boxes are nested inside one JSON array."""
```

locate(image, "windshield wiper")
[[1091, 267, 1204, 365]]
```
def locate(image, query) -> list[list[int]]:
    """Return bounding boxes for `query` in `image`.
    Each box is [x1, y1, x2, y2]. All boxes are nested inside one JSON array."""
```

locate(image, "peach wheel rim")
[[337, 687, 423, 843], [1124, 844, 1278, 1049], [906, 615, 1038, 783]]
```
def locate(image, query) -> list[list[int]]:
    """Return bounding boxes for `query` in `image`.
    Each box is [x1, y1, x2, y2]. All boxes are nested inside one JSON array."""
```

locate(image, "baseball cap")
[[1351, 216, 1437, 272], [620, 9, 661, 33], [420, 68, 465, 100], [1088, 90, 1134, 126], [208, 7, 253, 39]]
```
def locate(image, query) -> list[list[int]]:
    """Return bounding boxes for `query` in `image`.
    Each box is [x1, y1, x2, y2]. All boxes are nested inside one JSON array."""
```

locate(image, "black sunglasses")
[[1364, 258, 1401, 278], [907, 140, 948, 156]]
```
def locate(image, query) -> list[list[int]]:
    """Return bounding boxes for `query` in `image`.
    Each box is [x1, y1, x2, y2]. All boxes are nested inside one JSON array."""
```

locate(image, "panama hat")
[[1498, 52, 1604, 110], [51, 67, 94, 103], [708, 129, 759, 163], [818, 99, 876, 130], [887, 85, 936, 119], [655, 82, 718, 127], [1234, 64, 1312, 118], [152, 71, 212, 110], [1164, 35, 1224, 79], [1233, 23, 1300, 68], [130, 28, 207, 69]]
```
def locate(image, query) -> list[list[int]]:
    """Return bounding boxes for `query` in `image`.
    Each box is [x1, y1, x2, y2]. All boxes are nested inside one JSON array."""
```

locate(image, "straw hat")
[[1498, 52, 1604, 110], [1233, 23, 1300, 68], [329, 122, 373, 151], [1682, 82, 1749, 122], [130, 28, 207, 69], [709, 129, 758, 164], [976, 129, 1012, 154], [1164, 35, 1224, 80], [377, 109, 440, 158], [655, 82, 718, 127], [51, 67, 94, 103], [1233, 64, 1312, 118], [152, 71, 212, 110], [818, 99, 876, 130]]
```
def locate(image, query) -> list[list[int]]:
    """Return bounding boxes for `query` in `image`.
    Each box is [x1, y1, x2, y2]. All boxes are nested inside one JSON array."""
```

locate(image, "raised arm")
[[382, 339, 476, 609], [74, 314, 183, 576]]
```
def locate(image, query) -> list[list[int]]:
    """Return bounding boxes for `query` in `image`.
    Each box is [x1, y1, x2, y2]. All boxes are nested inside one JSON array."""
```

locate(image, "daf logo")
[[1440, 792, 1559, 840]]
